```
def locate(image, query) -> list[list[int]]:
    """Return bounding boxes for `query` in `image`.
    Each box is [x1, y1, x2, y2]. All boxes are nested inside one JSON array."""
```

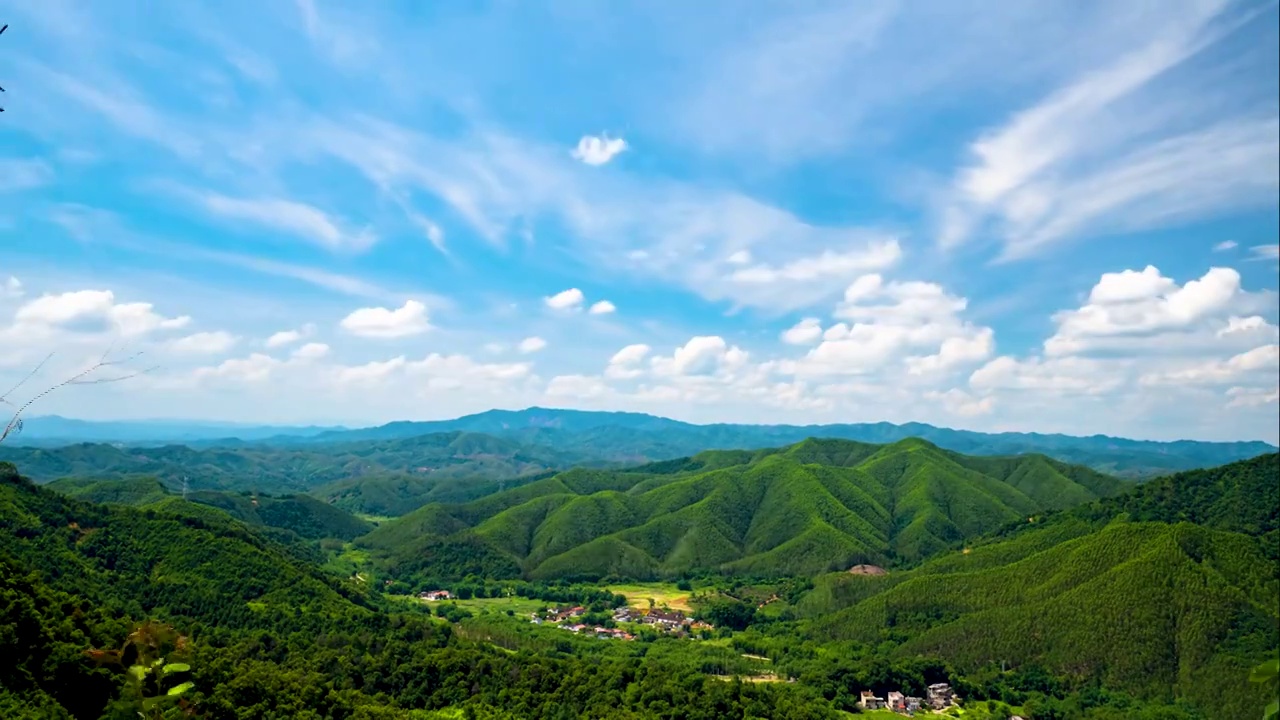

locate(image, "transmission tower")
[[181, 476, 189, 501]]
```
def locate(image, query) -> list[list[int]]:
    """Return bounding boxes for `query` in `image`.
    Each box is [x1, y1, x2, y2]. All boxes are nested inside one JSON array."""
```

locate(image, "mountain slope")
[[797, 454, 1280, 720], [45, 475, 375, 540], [360, 438, 1131, 580], [0, 430, 583, 496]]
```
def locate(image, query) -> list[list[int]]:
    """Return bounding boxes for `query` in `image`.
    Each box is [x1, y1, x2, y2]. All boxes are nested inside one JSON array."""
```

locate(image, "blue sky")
[[1, 0, 1278, 442]]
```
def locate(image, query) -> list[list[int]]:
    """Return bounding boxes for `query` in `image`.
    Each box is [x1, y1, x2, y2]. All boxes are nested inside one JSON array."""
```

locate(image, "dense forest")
[[1, 442, 1277, 719], [357, 438, 1130, 581]]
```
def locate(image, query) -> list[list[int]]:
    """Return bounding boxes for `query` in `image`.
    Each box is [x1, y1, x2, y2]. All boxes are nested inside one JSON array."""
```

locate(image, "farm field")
[[605, 582, 695, 612]]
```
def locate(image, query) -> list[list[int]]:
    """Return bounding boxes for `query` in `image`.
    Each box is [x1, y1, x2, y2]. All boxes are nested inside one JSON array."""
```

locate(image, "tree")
[[1, 349, 152, 444]]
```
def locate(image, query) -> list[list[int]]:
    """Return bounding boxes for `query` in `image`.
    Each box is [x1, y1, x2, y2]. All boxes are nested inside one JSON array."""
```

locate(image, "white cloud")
[[1043, 266, 1249, 356], [651, 336, 749, 377], [546, 374, 613, 400], [517, 336, 547, 354], [0, 158, 55, 193], [728, 239, 902, 285], [940, 1, 1278, 258], [1249, 243, 1280, 262], [265, 323, 316, 348], [3, 277, 23, 299], [924, 388, 995, 417], [292, 342, 330, 360], [200, 192, 377, 252], [570, 134, 628, 166], [588, 300, 617, 315], [168, 331, 238, 355], [781, 318, 823, 346], [407, 212, 446, 253], [545, 288, 585, 311], [9, 289, 190, 340], [726, 250, 752, 265], [1227, 385, 1279, 408], [605, 343, 651, 380], [969, 355, 1126, 396], [193, 353, 281, 383], [1139, 344, 1280, 387], [340, 300, 431, 338], [788, 274, 993, 378], [1213, 240, 1238, 251], [1217, 316, 1276, 338]]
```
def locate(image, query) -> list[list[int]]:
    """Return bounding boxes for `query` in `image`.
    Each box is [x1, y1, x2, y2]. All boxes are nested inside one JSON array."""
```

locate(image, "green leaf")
[[1251, 659, 1280, 683], [151, 657, 165, 668], [1263, 698, 1279, 720], [126, 665, 147, 682], [141, 697, 160, 710], [162, 662, 191, 675], [167, 681, 194, 697]]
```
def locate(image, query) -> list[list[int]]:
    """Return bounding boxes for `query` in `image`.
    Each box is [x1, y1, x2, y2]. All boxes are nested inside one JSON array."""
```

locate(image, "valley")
[[1, 418, 1275, 719]]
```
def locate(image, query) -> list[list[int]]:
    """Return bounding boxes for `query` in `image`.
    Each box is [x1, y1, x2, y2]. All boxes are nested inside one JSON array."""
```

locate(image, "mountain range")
[[13, 407, 1279, 481]]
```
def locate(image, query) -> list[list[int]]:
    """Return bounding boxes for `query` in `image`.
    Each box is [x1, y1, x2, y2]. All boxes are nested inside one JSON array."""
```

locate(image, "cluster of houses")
[[858, 683, 957, 715], [527, 605, 713, 641], [418, 590, 453, 601], [613, 606, 714, 634]]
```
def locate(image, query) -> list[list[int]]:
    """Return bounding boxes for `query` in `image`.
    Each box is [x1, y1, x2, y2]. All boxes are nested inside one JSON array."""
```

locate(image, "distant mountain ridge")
[[18, 407, 1278, 478]]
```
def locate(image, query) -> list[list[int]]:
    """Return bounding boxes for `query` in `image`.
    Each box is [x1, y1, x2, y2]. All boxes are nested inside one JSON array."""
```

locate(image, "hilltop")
[[358, 437, 1129, 580], [19, 407, 1274, 478]]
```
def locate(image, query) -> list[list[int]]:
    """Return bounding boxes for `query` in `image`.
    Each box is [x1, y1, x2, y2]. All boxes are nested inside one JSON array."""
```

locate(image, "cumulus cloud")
[[1043, 266, 1250, 356], [8, 289, 190, 341], [292, 342, 330, 360], [570, 134, 628, 166], [788, 274, 993, 377], [168, 331, 238, 355], [266, 323, 316, 348], [545, 288, 585, 311], [1139, 344, 1280, 387], [517, 336, 547, 354], [340, 300, 431, 338], [588, 300, 616, 315], [193, 353, 281, 383], [651, 336, 749, 377], [605, 344, 651, 380], [728, 239, 902, 285], [781, 318, 823, 345]]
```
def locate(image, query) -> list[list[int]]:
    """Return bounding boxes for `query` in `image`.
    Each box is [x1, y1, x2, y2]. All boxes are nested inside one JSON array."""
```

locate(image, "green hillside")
[[0, 461, 845, 719], [0, 430, 585, 496], [796, 454, 1280, 720], [45, 475, 375, 541], [360, 437, 1131, 580]]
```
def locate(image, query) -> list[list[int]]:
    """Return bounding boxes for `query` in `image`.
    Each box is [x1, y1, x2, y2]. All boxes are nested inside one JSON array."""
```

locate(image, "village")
[[416, 589, 715, 641], [530, 603, 715, 641]]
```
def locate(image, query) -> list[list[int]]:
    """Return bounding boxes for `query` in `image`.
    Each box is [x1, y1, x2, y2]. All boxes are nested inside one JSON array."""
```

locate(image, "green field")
[[444, 595, 548, 616], [605, 582, 695, 612]]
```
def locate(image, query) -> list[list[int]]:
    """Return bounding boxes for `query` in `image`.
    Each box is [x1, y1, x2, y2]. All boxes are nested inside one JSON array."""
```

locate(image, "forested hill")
[[797, 453, 1280, 720], [0, 430, 588, 495], [357, 437, 1130, 580], [0, 460, 860, 719], [46, 476, 376, 541]]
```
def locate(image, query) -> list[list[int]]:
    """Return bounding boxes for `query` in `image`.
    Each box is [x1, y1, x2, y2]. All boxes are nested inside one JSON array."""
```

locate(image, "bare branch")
[[0, 352, 54, 406], [0, 350, 155, 445]]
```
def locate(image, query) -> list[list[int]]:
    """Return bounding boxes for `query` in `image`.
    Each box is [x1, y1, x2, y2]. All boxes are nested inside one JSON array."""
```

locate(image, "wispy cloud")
[[0, 158, 55, 193], [939, 0, 1276, 259], [197, 192, 377, 253]]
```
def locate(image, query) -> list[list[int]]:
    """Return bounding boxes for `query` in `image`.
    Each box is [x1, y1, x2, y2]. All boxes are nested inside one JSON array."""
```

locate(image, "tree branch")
[[0, 351, 155, 444]]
